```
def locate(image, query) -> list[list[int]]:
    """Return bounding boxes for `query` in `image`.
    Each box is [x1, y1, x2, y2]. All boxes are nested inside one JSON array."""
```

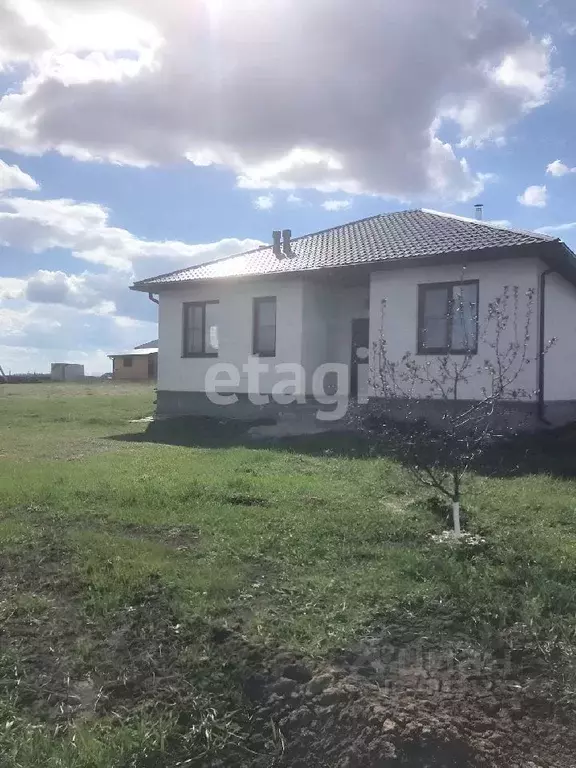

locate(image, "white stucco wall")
[[301, 281, 330, 392], [158, 278, 305, 394], [325, 285, 370, 366], [542, 269, 576, 401], [326, 285, 370, 397], [300, 282, 370, 394], [369, 258, 541, 401], [158, 257, 575, 405], [159, 276, 371, 397]]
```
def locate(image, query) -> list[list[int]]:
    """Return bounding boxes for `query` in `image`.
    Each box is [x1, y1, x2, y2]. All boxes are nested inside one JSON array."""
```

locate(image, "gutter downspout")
[[148, 293, 160, 404], [538, 269, 553, 425]]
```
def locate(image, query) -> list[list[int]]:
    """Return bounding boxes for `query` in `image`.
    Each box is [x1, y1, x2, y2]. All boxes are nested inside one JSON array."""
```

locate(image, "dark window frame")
[[123, 356, 133, 368], [417, 280, 479, 355], [182, 300, 220, 358], [252, 296, 277, 357]]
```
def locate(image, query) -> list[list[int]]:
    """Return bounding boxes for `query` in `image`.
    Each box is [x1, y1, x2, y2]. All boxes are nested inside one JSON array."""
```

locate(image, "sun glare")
[[202, 0, 271, 26], [55, 11, 160, 54]]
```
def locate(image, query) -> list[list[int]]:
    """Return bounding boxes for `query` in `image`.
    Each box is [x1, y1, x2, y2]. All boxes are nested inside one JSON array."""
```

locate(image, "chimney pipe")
[[474, 204, 484, 221], [282, 229, 292, 257], [272, 230, 282, 258]]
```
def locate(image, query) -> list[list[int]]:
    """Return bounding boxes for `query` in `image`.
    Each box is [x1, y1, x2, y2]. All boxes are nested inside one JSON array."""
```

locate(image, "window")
[[418, 281, 479, 354], [253, 297, 277, 356], [183, 301, 219, 357], [123, 356, 133, 367]]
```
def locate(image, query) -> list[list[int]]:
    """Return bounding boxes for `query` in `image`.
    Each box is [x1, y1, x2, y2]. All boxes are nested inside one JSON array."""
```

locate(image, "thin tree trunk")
[[452, 470, 461, 537]]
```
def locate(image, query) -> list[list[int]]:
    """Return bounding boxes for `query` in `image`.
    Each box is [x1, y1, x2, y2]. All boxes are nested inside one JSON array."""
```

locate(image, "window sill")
[[251, 352, 277, 359], [182, 353, 219, 359]]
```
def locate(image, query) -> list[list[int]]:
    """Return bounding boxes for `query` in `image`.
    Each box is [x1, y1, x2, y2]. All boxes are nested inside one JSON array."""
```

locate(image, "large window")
[[418, 281, 479, 355], [183, 301, 219, 357], [252, 297, 277, 357], [123, 356, 133, 368]]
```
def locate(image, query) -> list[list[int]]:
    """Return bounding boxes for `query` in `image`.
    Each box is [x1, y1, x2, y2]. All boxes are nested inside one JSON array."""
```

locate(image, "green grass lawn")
[[1, 382, 576, 766]]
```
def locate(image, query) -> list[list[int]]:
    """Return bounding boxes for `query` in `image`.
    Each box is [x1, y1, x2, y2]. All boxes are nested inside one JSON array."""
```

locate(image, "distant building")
[[108, 341, 158, 381], [51, 363, 85, 382]]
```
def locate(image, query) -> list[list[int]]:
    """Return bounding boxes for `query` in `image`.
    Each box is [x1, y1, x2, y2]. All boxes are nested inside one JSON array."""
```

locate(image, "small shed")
[[108, 342, 158, 381], [51, 363, 85, 381]]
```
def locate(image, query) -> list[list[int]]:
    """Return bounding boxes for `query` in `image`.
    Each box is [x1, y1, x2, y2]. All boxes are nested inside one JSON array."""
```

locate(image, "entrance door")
[[350, 318, 370, 398], [148, 354, 157, 380]]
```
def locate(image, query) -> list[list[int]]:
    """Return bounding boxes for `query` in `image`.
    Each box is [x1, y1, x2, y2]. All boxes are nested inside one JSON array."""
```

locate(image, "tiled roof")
[[132, 209, 558, 290]]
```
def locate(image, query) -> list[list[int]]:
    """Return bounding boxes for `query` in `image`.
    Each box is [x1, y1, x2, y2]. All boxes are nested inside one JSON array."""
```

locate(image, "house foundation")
[[155, 391, 576, 432]]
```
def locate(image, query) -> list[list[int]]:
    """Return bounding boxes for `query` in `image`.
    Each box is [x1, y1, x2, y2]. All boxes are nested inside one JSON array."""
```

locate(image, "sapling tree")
[[356, 284, 553, 536]]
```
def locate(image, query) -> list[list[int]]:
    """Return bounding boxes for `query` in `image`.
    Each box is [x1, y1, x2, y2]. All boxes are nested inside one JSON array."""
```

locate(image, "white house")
[[132, 209, 576, 428]]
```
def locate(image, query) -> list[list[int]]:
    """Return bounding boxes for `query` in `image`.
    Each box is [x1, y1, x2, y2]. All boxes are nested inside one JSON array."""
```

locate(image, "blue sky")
[[0, 0, 575, 373]]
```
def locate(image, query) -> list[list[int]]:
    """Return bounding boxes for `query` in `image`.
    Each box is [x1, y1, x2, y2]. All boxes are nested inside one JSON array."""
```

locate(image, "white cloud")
[[0, 306, 52, 338], [113, 314, 150, 330], [0, 0, 561, 202], [425, 136, 490, 202], [322, 199, 352, 212], [0, 195, 263, 275], [0, 276, 27, 299], [448, 37, 561, 148], [0, 159, 39, 192], [0, 1, 53, 71], [536, 222, 576, 235], [0, 190, 264, 366], [253, 194, 274, 211], [488, 219, 513, 228], [517, 184, 548, 208], [24, 269, 116, 312], [546, 159, 576, 177], [287, 193, 304, 206], [0, 268, 130, 323], [0, 0, 160, 71], [0, 289, 159, 374]]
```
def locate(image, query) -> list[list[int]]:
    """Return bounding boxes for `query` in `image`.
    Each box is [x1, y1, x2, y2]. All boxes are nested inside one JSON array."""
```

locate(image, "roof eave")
[[131, 241, 560, 292], [108, 349, 158, 358], [541, 240, 576, 288]]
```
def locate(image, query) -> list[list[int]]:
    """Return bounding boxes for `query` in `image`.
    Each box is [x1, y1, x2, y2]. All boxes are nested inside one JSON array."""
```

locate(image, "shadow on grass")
[[111, 416, 372, 456], [110, 415, 576, 480]]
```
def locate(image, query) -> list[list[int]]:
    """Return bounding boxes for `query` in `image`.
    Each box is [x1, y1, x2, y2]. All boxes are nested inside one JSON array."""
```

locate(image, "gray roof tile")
[[133, 209, 557, 290]]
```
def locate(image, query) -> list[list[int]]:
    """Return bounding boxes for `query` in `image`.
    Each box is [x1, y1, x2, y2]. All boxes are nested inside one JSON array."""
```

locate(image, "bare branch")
[[355, 282, 550, 531]]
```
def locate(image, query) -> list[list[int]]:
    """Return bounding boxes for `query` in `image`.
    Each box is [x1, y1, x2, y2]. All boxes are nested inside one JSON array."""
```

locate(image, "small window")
[[418, 281, 478, 354], [253, 297, 277, 357], [183, 301, 219, 357], [123, 356, 133, 368]]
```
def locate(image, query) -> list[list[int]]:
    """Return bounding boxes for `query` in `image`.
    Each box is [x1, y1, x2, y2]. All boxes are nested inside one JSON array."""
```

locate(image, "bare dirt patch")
[[2, 543, 576, 767], [248, 652, 576, 767]]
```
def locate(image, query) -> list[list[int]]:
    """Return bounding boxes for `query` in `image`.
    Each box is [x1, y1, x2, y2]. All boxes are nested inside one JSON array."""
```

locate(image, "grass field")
[[1, 382, 576, 766]]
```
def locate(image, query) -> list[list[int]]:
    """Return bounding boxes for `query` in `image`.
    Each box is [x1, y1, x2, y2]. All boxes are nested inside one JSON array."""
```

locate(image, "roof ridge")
[[133, 209, 420, 287], [421, 208, 558, 243]]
